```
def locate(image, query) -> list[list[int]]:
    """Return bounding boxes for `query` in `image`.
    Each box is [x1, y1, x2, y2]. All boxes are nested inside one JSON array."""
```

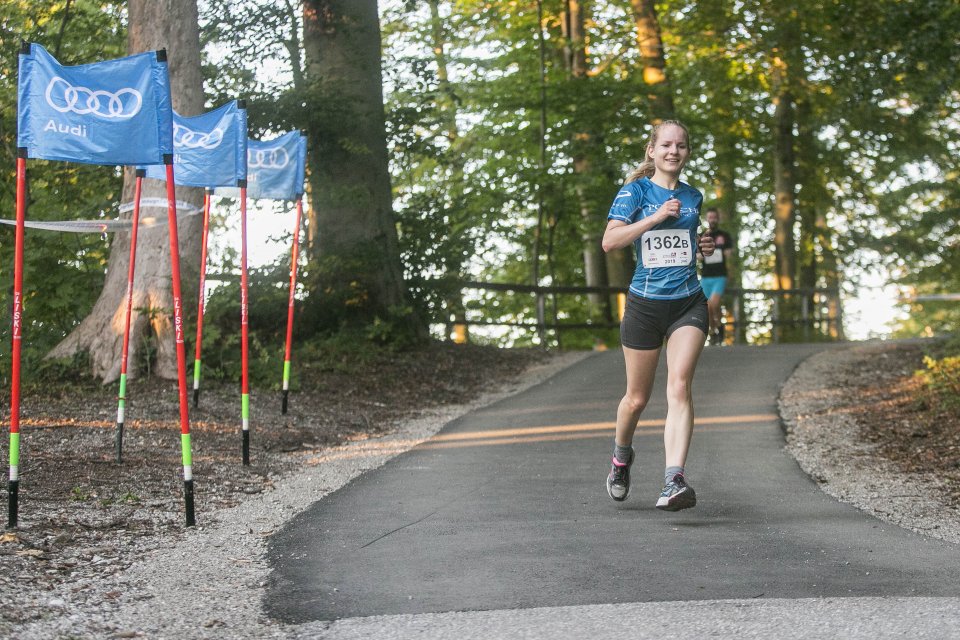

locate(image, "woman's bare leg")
[[615, 346, 661, 445], [663, 325, 707, 467]]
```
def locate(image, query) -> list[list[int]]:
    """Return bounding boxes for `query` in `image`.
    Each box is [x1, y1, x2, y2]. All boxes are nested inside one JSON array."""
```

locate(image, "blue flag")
[[142, 101, 247, 187], [17, 43, 173, 166], [295, 135, 307, 197], [244, 131, 307, 201]]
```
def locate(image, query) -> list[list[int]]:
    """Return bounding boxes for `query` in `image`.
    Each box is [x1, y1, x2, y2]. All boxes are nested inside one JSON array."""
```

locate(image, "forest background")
[[0, 0, 958, 393]]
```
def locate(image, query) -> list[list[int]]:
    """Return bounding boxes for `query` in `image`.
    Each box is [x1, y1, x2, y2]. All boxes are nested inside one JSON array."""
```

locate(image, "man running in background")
[[699, 207, 734, 345]]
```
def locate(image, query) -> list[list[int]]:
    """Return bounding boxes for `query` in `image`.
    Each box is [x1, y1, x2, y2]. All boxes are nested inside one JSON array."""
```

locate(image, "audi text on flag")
[[239, 131, 306, 202], [142, 101, 248, 188], [17, 43, 173, 166]]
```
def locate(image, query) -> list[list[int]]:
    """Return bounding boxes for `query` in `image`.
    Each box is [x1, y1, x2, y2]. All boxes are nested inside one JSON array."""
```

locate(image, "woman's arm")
[[602, 199, 679, 252]]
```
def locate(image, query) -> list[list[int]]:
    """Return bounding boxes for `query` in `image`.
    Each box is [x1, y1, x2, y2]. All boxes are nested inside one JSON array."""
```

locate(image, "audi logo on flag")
[[173, 123, 225, 149], [44, 76, 143, 119], [249, 147, 290, 169]]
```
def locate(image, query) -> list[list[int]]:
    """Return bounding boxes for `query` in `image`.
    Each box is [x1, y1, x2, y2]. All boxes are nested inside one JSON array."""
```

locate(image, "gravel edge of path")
[[12, 350, 592, 640], [779, 341, 960, 546]]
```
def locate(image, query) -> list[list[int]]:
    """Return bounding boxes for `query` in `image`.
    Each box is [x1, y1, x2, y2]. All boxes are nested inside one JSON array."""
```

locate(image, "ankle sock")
[[665, 466, 684, 484], [613, 443, 633, 465]]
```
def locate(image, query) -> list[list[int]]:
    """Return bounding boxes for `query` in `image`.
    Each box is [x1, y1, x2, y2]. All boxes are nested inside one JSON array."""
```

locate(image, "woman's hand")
[[656, 198, 681, 222], [698, 233, 716, 257]]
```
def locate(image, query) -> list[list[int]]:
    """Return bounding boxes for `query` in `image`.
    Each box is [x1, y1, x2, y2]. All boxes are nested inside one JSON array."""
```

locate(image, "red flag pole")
[[7, 150, 27, 528], [192, 189, 212, 408], [240, 184, 251, 465], [114, 170, 145, 463], [281, 197, 303, 415], [164, 160, 195, 526]]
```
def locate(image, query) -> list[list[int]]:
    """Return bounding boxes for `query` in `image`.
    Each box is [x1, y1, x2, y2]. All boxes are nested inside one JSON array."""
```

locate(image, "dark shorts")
[[620, 291, 709, 350]]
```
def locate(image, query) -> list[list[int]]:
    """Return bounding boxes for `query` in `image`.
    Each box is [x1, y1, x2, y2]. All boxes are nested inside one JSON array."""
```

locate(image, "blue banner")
[[295, 135, 307, 197], [244, 131, 306, 201], [17, 43, 173, 166], [142, 101, 247, 187]]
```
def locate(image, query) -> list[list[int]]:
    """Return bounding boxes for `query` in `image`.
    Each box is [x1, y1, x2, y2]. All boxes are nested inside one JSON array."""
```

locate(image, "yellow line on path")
[[427, 413, 777, 443], [303, 413, 779, 462]]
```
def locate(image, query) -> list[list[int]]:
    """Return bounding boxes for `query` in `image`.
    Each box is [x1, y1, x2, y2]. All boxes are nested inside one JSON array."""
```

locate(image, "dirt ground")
[[835, 341, 960, 506], [0, 342, 549, 622], [0, 339, 956, 626]]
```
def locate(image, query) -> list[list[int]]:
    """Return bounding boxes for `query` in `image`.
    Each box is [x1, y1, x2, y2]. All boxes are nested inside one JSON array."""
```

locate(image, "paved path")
[[266, 345, 960, 637]]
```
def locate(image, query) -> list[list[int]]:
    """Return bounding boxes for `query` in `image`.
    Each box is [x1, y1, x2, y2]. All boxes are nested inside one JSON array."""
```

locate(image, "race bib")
[[704, 248, 723, 264], [640, 229, 693, 268]]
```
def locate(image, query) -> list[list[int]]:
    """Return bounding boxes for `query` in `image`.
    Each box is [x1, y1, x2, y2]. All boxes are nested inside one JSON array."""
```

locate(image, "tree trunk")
[[302, 0, 415, 330], [561, 1, 610, 319], [793, 95, 843, 340], [630, 0, 675, 121], [817, 213, 844, 340], [769, 6, 802, 341], [47, 0, 205, 382], [772, 61, 797, 293], [429, 0, 469, 341], [429, 0, 458, 145]]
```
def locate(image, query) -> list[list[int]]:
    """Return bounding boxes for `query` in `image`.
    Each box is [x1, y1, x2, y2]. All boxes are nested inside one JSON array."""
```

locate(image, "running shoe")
[[606, 449, 634, 502], [655, 473, 697, 511]]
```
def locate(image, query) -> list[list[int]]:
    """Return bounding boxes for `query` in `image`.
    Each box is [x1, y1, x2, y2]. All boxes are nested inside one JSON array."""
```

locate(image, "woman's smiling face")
[[647, 123, 690, 176]]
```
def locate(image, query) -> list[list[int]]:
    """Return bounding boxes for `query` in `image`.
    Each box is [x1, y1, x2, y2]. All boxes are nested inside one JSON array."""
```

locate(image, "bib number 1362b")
[[640, 229, 693, 268]]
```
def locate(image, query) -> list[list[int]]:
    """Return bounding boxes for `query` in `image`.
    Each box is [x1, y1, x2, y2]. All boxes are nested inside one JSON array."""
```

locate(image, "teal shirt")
[[607, 177, 703, 300]]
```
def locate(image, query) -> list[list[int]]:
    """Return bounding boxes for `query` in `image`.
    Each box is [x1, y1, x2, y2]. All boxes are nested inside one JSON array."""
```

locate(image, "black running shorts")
[[620, 290, 708, 350]]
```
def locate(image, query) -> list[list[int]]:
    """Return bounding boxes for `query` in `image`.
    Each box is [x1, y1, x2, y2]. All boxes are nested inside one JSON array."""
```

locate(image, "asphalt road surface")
[[266, 345, 960, 638]]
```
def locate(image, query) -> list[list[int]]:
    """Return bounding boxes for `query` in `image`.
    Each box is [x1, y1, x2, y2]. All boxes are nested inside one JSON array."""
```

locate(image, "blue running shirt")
[[607, 177, 704, 300]]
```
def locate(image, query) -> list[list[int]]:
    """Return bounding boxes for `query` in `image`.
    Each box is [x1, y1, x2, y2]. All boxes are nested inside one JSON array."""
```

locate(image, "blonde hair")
[[625, 120, 691, 184]]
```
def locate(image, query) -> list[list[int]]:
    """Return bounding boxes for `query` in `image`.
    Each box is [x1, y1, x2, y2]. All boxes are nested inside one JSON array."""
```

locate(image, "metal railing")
[[449, 281, 843, 346], [203, 273, 845, 345]]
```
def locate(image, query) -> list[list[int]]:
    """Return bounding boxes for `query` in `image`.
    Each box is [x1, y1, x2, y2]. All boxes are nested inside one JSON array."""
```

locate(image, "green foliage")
[[916, 352, 960, 411], [293, 329, 393, 377], [293, 250, 424, 345], [192, 265, 290, 388], [189, 256, 425, 387], [364, 304, 421, 347]]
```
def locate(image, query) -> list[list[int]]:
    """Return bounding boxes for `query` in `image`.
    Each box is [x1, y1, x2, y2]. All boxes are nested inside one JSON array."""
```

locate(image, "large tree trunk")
[[302, 0, 414, 329], [630, 0, 675, 121], [47, 0, 205, 382], [562, 1, 610, 318], [770, 7, 801, 342], [772, 64, 797, 293]]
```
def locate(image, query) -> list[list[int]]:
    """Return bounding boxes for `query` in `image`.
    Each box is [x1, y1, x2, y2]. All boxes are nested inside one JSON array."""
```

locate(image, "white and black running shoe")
[[656, 473, 697, 511], [606, 449, 634, 502]]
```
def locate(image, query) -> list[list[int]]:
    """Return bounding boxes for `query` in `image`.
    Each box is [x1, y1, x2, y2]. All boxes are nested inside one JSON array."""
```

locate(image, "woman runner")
[[601, 120, 715, 511]]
